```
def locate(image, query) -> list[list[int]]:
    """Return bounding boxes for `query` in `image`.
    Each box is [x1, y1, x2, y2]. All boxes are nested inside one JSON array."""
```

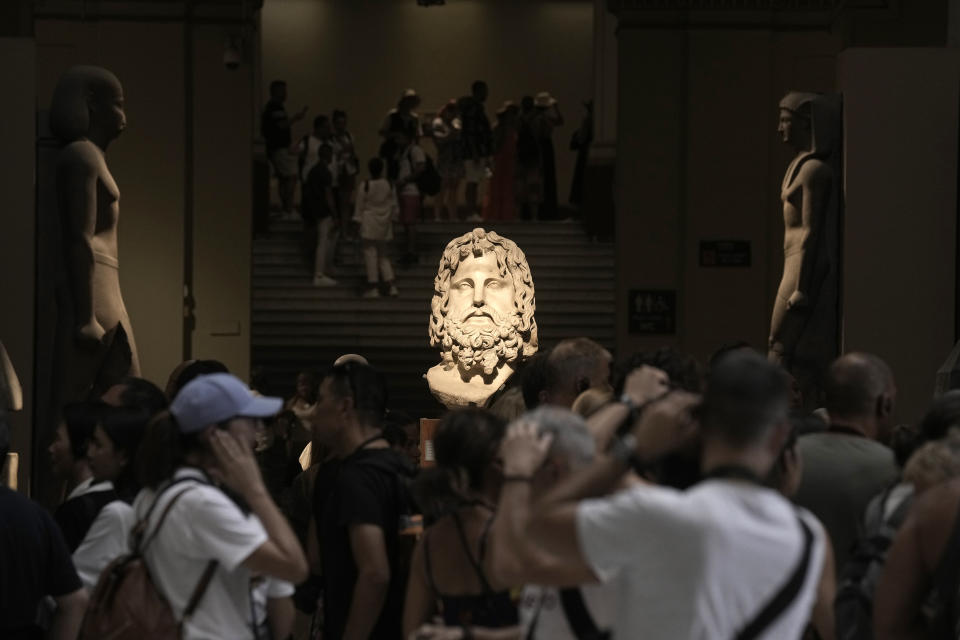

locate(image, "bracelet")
[[608, 433, 647, 474], [619, 392, 639, 413], [501, 474, 534, 483]]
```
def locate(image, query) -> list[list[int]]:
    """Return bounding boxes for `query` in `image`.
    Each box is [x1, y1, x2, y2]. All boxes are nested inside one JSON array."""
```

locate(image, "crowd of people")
[[5, 336, 960, 639], [260, 79, 592, 293]]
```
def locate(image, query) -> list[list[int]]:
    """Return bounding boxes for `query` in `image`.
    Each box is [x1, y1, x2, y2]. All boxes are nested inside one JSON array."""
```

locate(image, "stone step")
[[253, 253, 614, 270], [253, 264, 615, 279], [251, 329, 615, 349], [252, 287, 615, 302], [252, 243, 614, 259], [251, 299, 614, 314], [252, 312, 614, 329], [262, 220, 594, 236]]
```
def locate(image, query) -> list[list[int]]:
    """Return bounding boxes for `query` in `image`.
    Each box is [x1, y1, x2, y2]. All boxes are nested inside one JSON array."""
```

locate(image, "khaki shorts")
[[270, 148, 298, 178]]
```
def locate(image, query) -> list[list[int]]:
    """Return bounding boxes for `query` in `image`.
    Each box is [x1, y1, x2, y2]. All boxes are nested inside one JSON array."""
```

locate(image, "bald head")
[[825, 353, 896, 437]]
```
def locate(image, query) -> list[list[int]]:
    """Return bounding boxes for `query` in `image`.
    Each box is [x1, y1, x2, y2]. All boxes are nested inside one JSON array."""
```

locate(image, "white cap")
[[170, 373, 282, 434]]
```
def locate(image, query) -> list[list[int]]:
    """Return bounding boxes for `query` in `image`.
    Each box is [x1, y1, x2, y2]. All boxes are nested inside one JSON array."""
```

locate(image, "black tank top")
[[424, 510, 518, 628]]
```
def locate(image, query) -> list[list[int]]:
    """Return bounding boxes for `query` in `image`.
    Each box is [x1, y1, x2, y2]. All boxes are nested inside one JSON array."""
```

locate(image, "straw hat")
[[534, 91, 557, 108]]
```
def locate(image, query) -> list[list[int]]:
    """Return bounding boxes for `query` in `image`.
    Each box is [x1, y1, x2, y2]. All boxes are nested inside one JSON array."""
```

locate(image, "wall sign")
[[629, 290, 676, 335], [699, 240, 751, 267]]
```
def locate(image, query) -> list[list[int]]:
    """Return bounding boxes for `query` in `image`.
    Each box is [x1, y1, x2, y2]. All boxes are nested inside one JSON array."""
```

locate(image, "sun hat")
[[170, 373, 282, 434], [534, 91, 557, 108]]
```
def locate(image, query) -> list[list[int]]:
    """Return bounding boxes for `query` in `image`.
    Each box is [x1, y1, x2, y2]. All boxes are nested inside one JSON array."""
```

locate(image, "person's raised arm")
[[59, 148, 103, 344], [48, 587, 87, 640], [587, 365, 669, 451], [528, 392, 700, 570], [291, 106, 308, 124], [489, 419, 595, 586], [209, 429, 308, 584], [343, 523, 391, 640]]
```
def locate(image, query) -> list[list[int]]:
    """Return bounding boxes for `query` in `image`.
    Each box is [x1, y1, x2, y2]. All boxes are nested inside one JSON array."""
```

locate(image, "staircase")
[[252, 220, 615, 418]]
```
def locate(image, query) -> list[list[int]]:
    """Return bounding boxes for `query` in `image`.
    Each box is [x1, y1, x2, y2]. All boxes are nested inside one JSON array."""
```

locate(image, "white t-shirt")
[[576, 480, 825, 640], [251, 576, 295, 634], [65, 476, 111, 501], [73, 499, 136, 589], [132, 468, 269, 640], [397, 144, 426, 196], [353, 178, 398, 241], [519, 582, 616, 640]]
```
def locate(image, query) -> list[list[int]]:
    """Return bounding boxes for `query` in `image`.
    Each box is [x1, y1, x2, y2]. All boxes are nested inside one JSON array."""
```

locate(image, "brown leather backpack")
[[79, 479, 218, 640]]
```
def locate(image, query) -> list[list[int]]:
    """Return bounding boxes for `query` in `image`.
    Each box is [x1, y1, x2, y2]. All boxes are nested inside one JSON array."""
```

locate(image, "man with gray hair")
[[794, 352, 899, 571], [505, 352, 827, 639], [489, 406, 616, 639]]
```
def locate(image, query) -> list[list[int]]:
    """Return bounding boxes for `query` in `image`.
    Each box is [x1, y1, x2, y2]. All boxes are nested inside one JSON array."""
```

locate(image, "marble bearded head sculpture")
[[426, 228, 538, 408]]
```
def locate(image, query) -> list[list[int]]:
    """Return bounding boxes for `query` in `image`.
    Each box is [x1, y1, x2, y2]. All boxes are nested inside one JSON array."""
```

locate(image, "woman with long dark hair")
[[404, 409, 521, 639], [72, 404, 151, 588]]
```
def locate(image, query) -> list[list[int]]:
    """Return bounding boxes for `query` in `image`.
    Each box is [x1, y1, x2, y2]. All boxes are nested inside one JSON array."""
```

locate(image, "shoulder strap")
[[181, 560, 218, 621], [559, 588, 610, 640], [135, 477, 204, 553], [735, 513, 815, 640], [451, 511, 495, 594], [525, 591, 547, 640]]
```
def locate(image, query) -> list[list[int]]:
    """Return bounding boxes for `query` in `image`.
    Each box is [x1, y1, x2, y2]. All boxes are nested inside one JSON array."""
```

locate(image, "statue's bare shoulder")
[[57, 139, 105, 174], [795, 156, 832, 186]]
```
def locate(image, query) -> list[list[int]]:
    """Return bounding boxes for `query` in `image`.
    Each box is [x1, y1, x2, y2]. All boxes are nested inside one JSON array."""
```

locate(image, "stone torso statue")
[[427, 228, 538, 408], [769, 92, 840, 399], [51, 66, 139, 401]]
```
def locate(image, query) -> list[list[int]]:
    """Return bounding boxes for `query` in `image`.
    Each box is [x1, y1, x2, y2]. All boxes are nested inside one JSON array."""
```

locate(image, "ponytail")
[[137, 411, 201, 489]]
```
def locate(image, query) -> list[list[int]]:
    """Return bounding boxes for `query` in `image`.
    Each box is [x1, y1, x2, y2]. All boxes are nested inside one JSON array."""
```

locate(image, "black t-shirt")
[[0, 487, 82, 638], [261, 98, 291, 153], [54, 486, 119, 552], [302, 164, 334, 223], [317, 448, 413, 640]]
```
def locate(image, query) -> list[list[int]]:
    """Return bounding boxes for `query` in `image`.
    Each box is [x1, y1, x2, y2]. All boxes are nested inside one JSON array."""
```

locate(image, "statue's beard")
[[442, 305, 524, 377]]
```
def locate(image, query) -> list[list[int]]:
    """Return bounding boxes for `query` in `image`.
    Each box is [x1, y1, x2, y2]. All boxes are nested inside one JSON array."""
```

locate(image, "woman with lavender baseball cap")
[[125, 373, 308, 640]]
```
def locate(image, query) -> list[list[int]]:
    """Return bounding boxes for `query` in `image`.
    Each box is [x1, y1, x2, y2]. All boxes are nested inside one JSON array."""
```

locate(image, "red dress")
[[484, 130, 517, 221]]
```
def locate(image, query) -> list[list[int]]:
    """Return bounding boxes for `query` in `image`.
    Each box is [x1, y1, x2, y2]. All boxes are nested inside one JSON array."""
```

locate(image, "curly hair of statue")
[[428, 228, 538, 367]]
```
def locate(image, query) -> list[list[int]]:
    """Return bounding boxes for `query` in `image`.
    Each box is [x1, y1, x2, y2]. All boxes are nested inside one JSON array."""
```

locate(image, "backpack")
[[834, 484, 913, 640], [79, 479, 219, 640]]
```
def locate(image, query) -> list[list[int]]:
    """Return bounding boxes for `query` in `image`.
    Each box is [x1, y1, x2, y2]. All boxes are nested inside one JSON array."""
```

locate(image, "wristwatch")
[[609, 432, 638, 466], [616, 393, 642, 437]]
